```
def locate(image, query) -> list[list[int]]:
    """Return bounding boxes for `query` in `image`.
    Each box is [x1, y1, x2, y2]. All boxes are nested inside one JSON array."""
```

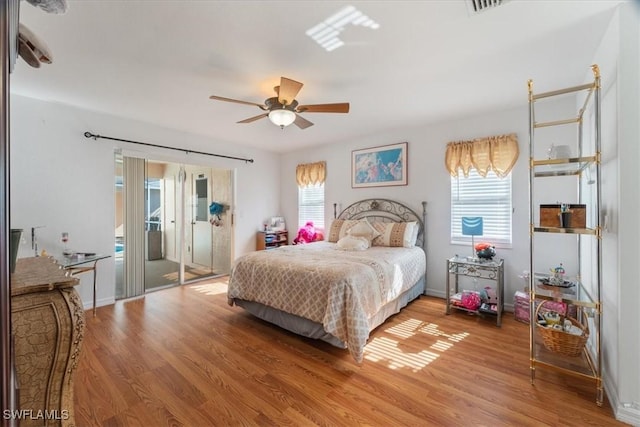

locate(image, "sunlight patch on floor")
[[419, 322, 470, 342], [365, 336, 439, 371], [364, 318, 470, 372], [430, 339, 453, 352], [161, 265, 219, 282], [385, 318, 422, 339], [164, 271, 203, 281], [189, 281, 228, 295]]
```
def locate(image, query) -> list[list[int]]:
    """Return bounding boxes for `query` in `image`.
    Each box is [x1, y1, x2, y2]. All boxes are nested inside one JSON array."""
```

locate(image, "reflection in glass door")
[[191, 171, 213, 273], [114, 153, 124, 299], [144, 161, 180, 291], [209, 169, 233, 277], [190, 168, 233, 280]]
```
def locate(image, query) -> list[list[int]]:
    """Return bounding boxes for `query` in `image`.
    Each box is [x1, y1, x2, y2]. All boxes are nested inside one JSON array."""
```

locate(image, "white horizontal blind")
[[298, 183, 325, 230], [451, 169, 512, 247]]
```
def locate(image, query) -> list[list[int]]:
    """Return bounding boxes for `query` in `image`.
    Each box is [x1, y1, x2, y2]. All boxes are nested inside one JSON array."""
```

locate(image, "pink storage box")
[[537, 299, 577, 319], [537, 300, 567, 315], [514, 291, 530, 324], [514, 291, 578, 325]]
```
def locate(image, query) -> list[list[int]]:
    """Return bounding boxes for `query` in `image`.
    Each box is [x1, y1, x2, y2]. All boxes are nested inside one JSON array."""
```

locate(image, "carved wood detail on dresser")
[[11, 257, 84, 427]]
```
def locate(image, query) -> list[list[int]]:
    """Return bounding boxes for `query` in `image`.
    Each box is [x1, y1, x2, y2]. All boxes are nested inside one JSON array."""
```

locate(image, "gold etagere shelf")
[[527, 64, 603, 406], [532, 155, 597, 178], [533, 226, 597, 235]]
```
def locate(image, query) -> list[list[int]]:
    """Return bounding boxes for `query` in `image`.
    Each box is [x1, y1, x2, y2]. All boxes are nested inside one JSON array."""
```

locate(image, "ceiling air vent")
[[466, 0, 508, 15]]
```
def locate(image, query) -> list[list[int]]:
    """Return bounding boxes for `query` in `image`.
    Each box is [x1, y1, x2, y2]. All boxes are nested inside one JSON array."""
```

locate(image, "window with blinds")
[[298, 183, 325, 230], [451, 169, 512, 247]]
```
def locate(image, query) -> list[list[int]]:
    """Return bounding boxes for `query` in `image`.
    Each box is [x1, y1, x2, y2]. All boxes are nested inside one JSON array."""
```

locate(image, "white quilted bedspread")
[[227, 242, 426, 362]]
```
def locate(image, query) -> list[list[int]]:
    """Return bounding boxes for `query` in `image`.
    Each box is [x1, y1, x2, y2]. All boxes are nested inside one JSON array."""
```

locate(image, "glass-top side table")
[[446, 256, 505, 326], [59, 253, 111, 317]]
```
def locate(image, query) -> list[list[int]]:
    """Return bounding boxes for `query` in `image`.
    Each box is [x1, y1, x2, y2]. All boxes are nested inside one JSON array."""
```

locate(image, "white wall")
[[590, 6, 622, 420], [10, 94, 280, 309], [582, 3, 640, 424], [606, 1, 640, 423]]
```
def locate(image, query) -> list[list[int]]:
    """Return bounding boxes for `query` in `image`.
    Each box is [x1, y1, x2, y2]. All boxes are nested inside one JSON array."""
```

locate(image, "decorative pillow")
[[336, 235, 369, 251], [346, 219, 381, 244], [372, 221, 418, 248], [327, 220, 343, 242], [327, 219, 361, 242], [328, 219, 348, 242]]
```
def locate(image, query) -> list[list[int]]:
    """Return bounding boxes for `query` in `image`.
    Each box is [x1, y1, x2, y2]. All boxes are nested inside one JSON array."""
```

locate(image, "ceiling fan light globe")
[[268, 109, 296, 128]]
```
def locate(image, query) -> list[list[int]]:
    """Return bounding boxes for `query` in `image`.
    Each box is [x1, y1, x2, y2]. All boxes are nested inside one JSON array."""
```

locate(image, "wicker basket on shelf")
[[535, 301, 589, 357]]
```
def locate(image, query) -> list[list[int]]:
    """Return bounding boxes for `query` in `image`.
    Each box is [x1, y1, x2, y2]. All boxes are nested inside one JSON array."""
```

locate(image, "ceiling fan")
[[209, 77, 350, 130]]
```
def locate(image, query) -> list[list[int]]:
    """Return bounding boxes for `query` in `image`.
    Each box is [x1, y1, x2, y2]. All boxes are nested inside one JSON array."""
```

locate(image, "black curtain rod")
[[83, 131, 254, 164]]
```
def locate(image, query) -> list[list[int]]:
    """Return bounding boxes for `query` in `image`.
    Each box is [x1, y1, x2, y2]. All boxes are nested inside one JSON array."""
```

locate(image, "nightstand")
[[256, 230, 288, 251], [446, 256, 504, 326]]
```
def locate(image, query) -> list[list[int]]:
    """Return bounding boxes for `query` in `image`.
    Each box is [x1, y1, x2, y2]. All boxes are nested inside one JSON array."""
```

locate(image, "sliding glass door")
[[115, 155, 232, 299]]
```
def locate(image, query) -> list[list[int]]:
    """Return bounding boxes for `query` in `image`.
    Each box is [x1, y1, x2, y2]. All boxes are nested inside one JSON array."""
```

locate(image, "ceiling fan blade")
[[293, 114, 314, 129], [297, 103, 350, 113], [237, 113, 268, 124], [209, 95, 266, 109], [278, 77, 304, 106]]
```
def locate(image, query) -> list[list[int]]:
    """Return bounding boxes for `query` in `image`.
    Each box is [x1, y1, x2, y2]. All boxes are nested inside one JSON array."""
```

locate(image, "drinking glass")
[[61, 232, 70, 255]]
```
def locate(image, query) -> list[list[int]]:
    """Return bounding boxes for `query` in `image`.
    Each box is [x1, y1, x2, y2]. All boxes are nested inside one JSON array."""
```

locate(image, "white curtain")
[[123, 156, 146, 298]]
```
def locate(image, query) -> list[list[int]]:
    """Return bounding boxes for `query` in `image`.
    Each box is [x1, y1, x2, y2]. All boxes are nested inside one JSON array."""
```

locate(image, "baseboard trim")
[[83, 296, 115, 311], [424, 289, 446, 299], [604, 373, 640, 426], [614, 405, 640, 426]]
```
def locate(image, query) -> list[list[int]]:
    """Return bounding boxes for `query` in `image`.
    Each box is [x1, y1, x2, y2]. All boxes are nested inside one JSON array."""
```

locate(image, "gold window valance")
[[296, 161, 326, 187], [445, 133, 519, 178]]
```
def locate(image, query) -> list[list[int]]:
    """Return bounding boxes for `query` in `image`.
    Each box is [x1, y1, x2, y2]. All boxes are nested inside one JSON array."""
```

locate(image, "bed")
[[227, 199, 427, 363]]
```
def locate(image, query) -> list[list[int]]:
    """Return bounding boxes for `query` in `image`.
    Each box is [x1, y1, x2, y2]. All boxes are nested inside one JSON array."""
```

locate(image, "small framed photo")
[[270, 216, 286, 231], [352, 142, 408, 188]]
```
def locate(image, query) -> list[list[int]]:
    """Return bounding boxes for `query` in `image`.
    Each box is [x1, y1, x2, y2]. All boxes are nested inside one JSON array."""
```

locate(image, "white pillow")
[[410, 222, 420, 246], [347, 219, 381, 244], [336, 235, 370, 251]]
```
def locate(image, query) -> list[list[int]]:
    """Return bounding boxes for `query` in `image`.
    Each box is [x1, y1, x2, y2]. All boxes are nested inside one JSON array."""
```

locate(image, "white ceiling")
[[12, 0, 623, 153]]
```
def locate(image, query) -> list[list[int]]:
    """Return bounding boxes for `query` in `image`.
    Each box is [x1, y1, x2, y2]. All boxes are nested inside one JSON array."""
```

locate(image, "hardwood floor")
[[74, 278, 625, 426]]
